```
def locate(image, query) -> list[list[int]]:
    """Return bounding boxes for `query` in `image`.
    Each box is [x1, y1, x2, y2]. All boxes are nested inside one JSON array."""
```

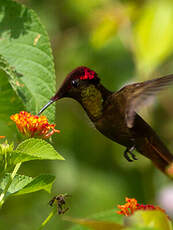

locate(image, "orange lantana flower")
[[0, 136, 5, 139], [117, 197, 165, 216], [10, 111, 60, 139]]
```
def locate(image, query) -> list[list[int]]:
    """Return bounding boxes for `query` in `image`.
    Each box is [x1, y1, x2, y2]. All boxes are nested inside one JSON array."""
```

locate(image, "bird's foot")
[[124, 146, 137, 162]]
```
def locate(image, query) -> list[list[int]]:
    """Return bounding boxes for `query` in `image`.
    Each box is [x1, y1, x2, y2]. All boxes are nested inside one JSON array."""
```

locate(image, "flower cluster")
[[117, 197, 165, 216], [0, 136, 5, 139], [10, 111, 60, 139]]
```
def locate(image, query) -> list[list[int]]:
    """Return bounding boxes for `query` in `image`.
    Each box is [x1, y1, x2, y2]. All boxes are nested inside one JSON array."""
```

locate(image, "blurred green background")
[[1, 0, 173, 229]]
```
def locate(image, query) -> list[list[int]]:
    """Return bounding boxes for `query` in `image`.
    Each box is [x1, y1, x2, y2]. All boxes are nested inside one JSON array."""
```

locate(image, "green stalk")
[[0, 162, 21, 208], [38, 207, 57, 230]]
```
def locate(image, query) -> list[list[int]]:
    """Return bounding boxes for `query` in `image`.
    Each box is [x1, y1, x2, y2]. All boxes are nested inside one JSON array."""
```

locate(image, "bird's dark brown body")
[[39, 66, 173, 177], [95, 93, 173, 173]]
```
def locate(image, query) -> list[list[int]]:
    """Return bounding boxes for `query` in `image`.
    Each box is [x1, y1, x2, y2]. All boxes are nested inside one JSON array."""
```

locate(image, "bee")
[[49, 194, 70, 215]]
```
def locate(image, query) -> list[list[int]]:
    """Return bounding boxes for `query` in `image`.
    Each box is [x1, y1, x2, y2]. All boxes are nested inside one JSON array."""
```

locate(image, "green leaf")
[[0, 55, 23, 138], [68, 209, 162, 230], [66, 217, 124, 230], [128, 210, 173, 230], [0, 173, 55, 196], [69, 209, 124, 230], [0, 173, 32, 195], [0, 0, 56, 122], [12, 138, 64, 164], [14, 174, 55, 195]]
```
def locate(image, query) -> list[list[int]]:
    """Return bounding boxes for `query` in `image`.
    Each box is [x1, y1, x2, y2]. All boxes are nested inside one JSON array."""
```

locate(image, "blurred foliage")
[[1, 0, 173, 229]]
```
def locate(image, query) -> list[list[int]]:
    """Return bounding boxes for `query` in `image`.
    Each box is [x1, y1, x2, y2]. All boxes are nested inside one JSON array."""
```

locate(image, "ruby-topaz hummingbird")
[[39, 66, 173, 176]]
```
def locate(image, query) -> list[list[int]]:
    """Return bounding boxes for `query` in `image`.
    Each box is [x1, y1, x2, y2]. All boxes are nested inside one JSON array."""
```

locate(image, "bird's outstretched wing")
[[119, 74, 173, 128]]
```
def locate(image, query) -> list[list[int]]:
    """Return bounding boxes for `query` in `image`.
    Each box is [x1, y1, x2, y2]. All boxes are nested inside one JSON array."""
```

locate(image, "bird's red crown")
[[69, 66, 99, 81]]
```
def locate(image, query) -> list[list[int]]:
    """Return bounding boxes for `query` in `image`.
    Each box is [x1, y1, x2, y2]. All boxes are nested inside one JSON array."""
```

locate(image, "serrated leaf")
[[0, 55, 23, 138], [0, 0, 56, 122], [11, 138, 64, 164], [0, 173, 33, 195], [14, 174, 55, 195], [0, 173, 55, 197]]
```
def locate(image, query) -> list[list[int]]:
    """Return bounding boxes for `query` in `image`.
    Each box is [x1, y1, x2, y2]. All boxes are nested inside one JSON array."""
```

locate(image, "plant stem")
[[0, 162, 21, 208], [38, 207, 57, 230]]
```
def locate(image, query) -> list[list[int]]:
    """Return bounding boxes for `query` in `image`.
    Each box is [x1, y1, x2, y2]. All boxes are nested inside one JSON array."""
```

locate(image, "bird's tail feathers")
[[136, 135, 173, 177]]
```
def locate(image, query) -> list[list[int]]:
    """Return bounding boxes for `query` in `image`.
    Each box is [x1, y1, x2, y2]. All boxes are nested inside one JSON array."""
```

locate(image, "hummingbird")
[[39, 66, 173, 176]]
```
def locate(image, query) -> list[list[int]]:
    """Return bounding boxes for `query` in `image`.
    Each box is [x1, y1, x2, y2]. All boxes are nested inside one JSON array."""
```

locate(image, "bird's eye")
[[71, 79, 79, 88]]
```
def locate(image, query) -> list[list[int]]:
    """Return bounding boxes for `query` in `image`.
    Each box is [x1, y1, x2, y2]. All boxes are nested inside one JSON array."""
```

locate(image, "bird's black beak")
[[38, 77, 69, 115], [38, 88, 63, 115], [38, 100, 54, 115]]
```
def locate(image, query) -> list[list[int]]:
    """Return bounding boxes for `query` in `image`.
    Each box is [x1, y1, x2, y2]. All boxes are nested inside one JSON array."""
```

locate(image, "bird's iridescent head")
[[38, 66, 100, 114]]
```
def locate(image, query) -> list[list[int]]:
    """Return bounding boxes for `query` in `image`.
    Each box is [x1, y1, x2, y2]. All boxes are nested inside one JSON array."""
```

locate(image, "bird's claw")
[[124, 146, 137, 162]]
